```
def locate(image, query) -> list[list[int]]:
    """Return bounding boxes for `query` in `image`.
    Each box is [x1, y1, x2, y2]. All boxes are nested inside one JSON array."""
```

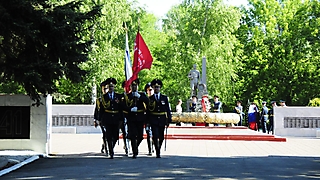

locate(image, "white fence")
[[274, 107, 320, 137]]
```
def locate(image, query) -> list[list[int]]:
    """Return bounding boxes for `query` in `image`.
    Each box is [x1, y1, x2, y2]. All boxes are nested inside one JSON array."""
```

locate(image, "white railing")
[[284, 117, 320, 128], [52, 115, 94, 126]]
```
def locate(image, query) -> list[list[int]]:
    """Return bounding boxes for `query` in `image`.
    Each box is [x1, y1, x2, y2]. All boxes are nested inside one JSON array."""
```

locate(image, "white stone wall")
[[52, 104, 100, 133], [52, 104, 95, 115], [0, 95, 51, 154], [274, 107, 320, 137]]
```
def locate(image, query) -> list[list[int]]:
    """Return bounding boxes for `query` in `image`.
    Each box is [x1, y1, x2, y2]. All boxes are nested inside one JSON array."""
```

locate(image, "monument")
[[188, 64, 200, 97], [187, 57, 210, 112], [173, 56, 240, 125]]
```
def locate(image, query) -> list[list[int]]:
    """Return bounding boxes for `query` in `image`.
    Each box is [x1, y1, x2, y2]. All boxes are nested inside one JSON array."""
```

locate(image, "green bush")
[[308, 98, 320, 107]]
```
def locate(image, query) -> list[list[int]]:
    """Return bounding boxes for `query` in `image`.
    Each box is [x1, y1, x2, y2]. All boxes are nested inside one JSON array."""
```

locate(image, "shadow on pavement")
[[1, 154, 320, 180]]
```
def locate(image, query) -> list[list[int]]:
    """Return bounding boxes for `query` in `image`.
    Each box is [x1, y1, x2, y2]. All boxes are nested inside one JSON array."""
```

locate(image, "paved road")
[[1, 134, 320, 179]]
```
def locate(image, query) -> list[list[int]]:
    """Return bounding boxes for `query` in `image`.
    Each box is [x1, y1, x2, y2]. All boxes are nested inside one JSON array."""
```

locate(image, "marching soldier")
[[148, 79, 172, 158], [99, 78, 123, 159], [144, 82, 154, 155], [93, 80, 108, 154], [122, 79, 149, 159]]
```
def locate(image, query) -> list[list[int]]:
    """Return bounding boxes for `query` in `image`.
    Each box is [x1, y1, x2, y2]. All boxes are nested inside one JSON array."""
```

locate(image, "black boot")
[[107, 140, 114, 159], [101, 135, 106, 154], [101, 144, 104, 154], [104, 143, 108, 156], [153, 138, 161, 158], [131, 139, 138, 159]]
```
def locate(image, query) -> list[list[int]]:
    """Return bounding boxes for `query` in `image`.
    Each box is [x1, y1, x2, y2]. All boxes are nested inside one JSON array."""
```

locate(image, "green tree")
[[237, 0, 320, 105], [52, 0, 132, 103], [0, 0, 101, 104], [161, 0, 242, 110]]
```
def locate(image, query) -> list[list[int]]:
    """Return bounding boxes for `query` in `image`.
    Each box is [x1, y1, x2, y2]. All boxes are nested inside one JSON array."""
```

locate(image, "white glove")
[[133, 92, 140, 98], [131, 107, 137, 112]]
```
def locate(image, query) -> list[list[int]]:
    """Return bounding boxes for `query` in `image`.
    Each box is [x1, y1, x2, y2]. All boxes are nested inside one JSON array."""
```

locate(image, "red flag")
[[125, 31, 153, 92]]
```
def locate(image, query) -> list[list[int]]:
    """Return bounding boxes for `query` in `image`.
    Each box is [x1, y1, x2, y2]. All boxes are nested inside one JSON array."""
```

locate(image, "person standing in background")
[[248, 102, 259, 131], [280, 100, 287, 107], [268, 101, 277, 134], [212, 95, 222, 126], [234, 100, 244, 126], [260, 101, 268, 133], [189, 95, 197, 126], [175, 99, 183, 126]]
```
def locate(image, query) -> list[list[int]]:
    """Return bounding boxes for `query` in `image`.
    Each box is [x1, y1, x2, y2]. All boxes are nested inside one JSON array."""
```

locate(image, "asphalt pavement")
[[1, 133, 320, 179]]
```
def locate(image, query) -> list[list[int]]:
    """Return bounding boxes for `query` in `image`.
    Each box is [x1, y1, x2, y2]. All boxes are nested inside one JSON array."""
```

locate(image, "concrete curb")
[[0, 155, 39, 177]]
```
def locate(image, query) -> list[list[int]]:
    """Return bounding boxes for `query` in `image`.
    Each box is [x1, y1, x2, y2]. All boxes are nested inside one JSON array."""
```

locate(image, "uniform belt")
[[270, 115, 274, 116], [105, 110, 119, 113], [150, 112, 166, 115], [263, 115, 268, 116], [123, 110, 145, 113]]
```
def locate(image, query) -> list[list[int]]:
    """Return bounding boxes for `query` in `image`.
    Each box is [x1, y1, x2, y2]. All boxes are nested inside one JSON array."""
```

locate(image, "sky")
[[136, 0, 249, 18]]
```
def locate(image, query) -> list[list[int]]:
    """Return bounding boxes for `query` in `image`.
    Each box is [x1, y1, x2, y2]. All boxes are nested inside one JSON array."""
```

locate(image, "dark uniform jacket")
[[268, 107, 274, 120], [122, 91, 149, 122], [189, 102, 197, 112], [99, 92, 123, 124], [212, 101, 222, 113], [148, 93, 172, 126]]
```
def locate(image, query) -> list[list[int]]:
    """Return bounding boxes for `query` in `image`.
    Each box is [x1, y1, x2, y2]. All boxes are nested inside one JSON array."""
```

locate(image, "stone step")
[[122, 126, 286, 142]]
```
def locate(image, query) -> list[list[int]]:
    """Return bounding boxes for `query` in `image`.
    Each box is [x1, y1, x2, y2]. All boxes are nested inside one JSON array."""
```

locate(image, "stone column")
[[201, 56, 206, 85]]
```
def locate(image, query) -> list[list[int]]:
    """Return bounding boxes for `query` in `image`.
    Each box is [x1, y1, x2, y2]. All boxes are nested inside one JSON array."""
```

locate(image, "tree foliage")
[[160, 0, 242, 111], [1, 0, 320, 110], [0, 0, 101, 104], [236, 0, 320, 106]]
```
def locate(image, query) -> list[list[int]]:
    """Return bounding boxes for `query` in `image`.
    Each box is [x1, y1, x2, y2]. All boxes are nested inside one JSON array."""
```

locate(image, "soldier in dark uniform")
[[122, 79, 149, 159], [144, 82, 154, 155], [93, 80, 108, 154], [148, 79, 172, 158], [99, 78, 123, 159], [260, 101, 268, 133], [268, 101, 277, 134]]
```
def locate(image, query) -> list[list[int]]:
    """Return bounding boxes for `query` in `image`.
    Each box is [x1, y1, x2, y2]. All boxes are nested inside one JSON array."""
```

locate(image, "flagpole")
[[124, 22, 132, 84], [135, 19, 140, 80], [137, 18, 140, 57]]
